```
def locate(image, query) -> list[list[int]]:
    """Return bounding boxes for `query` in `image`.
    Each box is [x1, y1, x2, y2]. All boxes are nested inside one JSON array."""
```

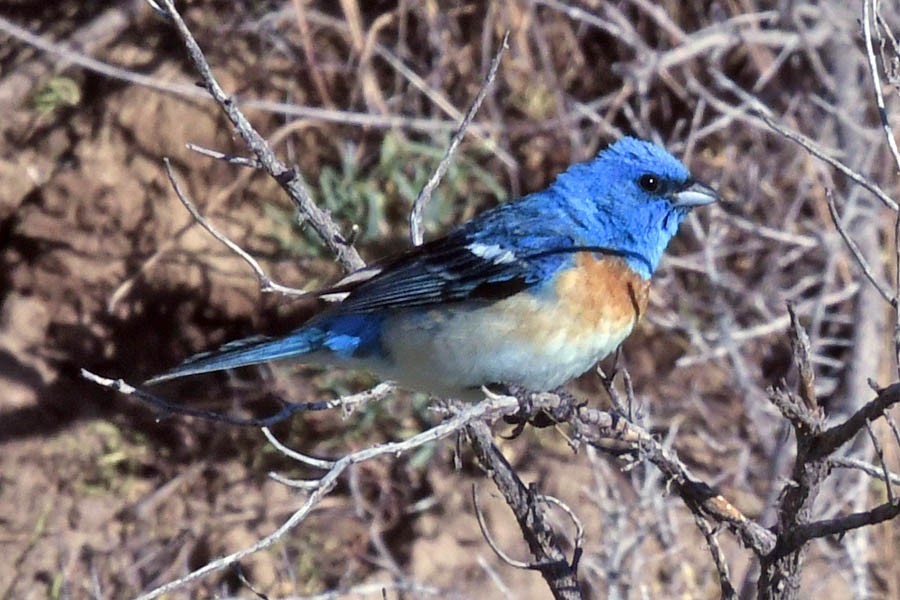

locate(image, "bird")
[[147, 137, 716, 400]]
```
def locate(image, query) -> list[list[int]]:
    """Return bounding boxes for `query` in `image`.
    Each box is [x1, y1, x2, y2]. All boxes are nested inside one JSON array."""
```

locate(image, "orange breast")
[[554, 252, 650, 331]]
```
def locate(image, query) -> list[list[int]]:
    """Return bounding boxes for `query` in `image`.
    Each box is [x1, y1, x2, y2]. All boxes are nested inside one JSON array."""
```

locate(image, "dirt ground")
[[1, 1, 899, 599]]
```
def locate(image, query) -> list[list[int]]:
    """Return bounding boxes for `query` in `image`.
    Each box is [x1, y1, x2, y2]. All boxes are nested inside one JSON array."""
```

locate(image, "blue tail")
[[145, 313, 384, 384]]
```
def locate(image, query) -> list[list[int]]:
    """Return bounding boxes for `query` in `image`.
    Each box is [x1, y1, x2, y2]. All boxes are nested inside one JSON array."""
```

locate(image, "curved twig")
[[162, 158, 310, 297], [471, 484, 532, 569]]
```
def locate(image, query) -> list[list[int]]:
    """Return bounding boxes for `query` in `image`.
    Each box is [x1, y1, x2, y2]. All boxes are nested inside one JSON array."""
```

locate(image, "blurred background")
[[1, 0, 899, 598]]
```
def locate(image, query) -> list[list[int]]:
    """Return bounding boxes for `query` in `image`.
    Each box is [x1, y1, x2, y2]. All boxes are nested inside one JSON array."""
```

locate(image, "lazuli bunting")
[[148, 137, 716, 399]]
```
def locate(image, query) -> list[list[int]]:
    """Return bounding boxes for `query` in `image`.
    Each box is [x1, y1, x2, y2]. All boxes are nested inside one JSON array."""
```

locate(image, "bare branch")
[[863, 0, 900, 175], [757, 105, 899, 212], [155, 0, 365, 271], [713, 71, 900, 212], [261, 427, 336, 470], [540, 493, 585, 573], [79, 369, 393, 427], [889, 411, 900, 452], [787, 303, 818, 412], [0, 13, 481, 135], [864, 418, 895, 503], [676, 284, 861, 368], [813, 383, 900, 459], [829, 456, 900, 486], [778, 499, 900, 554], [693, 514, 738, 600], [471, 484, 532, 569], [185, 143, 261, 169], [501, 390, 778, 556], [466, 419, 582, 599], [895, 210, 900, 375], [131, 392, 521, 600]]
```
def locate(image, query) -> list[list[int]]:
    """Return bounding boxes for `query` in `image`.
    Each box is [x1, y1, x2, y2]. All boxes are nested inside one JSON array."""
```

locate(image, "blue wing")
[[317, 228, 635, 315], [329, 232, 537, 312]]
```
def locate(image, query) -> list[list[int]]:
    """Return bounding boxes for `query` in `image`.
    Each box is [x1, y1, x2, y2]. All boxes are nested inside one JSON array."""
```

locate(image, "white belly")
[[375, 296, 636, 399]]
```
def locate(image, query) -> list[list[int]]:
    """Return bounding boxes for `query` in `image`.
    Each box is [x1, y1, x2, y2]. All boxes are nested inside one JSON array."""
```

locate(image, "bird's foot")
[[494, 384, 582, 439]]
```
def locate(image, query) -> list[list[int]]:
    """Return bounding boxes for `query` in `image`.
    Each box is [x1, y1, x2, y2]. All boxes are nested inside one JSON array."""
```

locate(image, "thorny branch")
[[485, 378, 899, 600], [756, 311, 899, 599]]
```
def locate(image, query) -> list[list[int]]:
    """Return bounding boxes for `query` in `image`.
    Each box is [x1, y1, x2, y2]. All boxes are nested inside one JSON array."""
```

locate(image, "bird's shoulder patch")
[[554, 252, 650, 328], [465, 241, 518, 265]]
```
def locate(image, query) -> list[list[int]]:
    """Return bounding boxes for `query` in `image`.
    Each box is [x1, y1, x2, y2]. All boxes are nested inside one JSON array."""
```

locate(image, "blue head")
[[549, 137, 716, 278]]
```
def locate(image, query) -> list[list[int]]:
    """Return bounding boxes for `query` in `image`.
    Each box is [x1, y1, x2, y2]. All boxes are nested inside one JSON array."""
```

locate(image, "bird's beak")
[[671, 179, 717, 208]]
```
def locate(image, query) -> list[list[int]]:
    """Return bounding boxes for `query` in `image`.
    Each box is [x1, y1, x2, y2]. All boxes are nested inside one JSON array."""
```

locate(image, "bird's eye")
[[638, 174, 660, 193]]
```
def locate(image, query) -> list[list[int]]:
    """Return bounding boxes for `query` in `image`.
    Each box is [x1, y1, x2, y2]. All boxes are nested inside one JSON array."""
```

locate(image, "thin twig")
[[756, 105, 899, 212], [370, 31, 515, 168], [409, 31, 509, 246], [863, 0, 900, 175], [676, 284, 861, 367], [0, 14, 479, 135], [80, 369, 394, 427], [287, 6, 516, 166], [863, 419, 895, 502], [829, 456, 900, 486], [693, 514, 738, 600], [471, 484, 532, 569], [0, 1, 141, 108], [261, 427, 336, 470], [888, 412, 900, 453], [712, 71, 899, 212], [895, 210, 900, 377], [540, 493, 585, 573], [162, 158, 310, 296], [824, 188, 895, 306], [596, 363, 629, 418], [186, 143, 261, 169], [466, 419, 582, 599], [265, 471, 321, 490]]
